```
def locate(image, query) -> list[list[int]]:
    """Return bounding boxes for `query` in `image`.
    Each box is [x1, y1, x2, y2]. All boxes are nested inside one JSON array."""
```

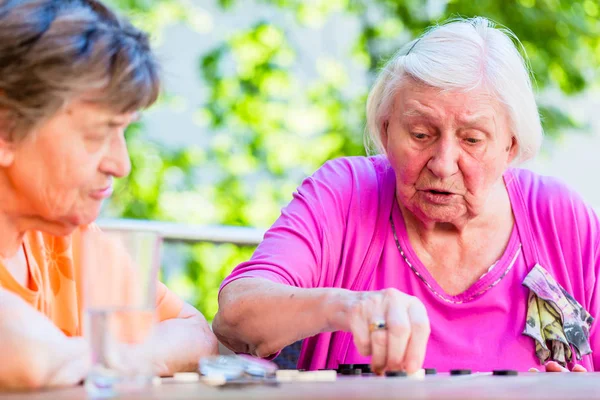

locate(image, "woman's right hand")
[[331, 288, 430, 375]]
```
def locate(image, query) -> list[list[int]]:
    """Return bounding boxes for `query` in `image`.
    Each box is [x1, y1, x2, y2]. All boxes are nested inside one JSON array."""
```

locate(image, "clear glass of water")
[[81, 228, 162, 398]]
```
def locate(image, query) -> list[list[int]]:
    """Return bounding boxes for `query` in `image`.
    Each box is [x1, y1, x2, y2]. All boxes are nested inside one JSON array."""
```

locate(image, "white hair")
[[365, 17, 543, 164]]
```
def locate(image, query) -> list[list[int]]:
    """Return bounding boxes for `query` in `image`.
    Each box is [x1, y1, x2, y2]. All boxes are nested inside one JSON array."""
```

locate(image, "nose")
[[99, 133, 131, 178], [427, 136, 459, 179]]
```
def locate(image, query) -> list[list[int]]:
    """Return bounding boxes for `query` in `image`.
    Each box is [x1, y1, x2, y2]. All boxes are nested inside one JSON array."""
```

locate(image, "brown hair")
[[0, 0, 160, 139]]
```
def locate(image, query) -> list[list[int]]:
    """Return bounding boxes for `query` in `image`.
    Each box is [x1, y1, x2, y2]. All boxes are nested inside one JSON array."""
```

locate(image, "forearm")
[[0, 290, 89, 390], [213, 278, 353, 357], [152, 303, 218, 376]]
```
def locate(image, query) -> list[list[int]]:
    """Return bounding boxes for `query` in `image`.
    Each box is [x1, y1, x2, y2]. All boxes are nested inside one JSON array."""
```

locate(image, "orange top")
[[0, 227, 184, 337]]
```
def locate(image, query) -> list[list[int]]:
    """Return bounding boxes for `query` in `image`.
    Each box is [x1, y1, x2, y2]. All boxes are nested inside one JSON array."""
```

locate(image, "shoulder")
[[509, 168, 582, 200], [508, 168, 597, 227], [298, 156, 394, 217], [508, 168, 600, 290], [307, 155, 394, 196]]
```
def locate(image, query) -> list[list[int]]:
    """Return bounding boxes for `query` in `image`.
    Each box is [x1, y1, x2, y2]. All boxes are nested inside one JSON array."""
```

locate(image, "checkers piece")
[[450, 369, 472, 376], [340, 368, 362, 375], [297, 370, 337, 382], [385, 371, 407, 377], [277, 370, 337, 382], [493, 370, 518, 376], [424, 368, 437, 375], [352, 364, 372, 374], [338, 364, 363, 375], [173, 372, 200, 383], [336, 364, 352, 373], [276, 370, 301, 379]]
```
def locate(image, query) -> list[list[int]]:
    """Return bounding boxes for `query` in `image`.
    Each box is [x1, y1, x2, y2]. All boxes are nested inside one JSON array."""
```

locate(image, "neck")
[[0, 171, 81, 258], [0, 213, 28, 260], [0, 172, 44, 257]]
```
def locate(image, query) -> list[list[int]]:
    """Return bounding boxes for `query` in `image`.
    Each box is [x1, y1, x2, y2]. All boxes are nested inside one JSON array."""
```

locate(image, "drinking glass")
[[81, 228, 161, 398]]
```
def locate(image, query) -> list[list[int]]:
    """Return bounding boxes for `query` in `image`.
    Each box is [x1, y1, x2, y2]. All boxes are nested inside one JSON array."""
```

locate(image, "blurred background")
[[101, 0, 600, 322]]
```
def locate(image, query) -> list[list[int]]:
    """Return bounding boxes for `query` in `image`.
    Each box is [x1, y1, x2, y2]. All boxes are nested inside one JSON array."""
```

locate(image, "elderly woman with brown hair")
[[0, 0, 217, 390], [214, 17, 599, 374]]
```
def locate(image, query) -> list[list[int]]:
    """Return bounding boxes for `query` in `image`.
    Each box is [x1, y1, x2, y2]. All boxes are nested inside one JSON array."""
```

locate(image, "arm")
[[213, 159, 355, 357], [213, 278, 351, 357], [151, 302, 219, 376], [214, 278, 430, 374], [0, 288, 89, 390]]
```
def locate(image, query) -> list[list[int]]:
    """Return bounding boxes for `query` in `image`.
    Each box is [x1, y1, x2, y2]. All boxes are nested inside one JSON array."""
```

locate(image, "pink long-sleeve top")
[[221, 156, 600, 372]]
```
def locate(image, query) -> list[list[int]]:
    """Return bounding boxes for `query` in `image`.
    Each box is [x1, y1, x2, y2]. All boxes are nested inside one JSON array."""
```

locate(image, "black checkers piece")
[[424, 368, 437, 375], [353, 364, 372, 374], [450, 369, 472, 376], [336, 364, 350, 374], [339, 368, 361, 375], [385, 371, 407, 377], [493, 370, 518, 376], [336, 364, 371, 375]]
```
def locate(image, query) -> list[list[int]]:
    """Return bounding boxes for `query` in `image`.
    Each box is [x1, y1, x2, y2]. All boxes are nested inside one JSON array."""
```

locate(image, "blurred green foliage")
[[105, 0, 599, 319]]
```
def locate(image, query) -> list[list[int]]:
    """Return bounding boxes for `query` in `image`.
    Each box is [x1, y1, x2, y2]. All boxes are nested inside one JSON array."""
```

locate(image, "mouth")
[[90, 185, 114, 200], [425, 189, 453, 195], [420, 188, 457, 205]]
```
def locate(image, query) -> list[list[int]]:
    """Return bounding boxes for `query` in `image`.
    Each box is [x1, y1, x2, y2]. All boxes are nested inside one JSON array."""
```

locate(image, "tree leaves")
[[107, 0, 599, 319]]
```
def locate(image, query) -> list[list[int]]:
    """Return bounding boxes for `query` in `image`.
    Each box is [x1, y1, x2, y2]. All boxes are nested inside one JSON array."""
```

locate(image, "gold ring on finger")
[[368, 320, 387, 333]]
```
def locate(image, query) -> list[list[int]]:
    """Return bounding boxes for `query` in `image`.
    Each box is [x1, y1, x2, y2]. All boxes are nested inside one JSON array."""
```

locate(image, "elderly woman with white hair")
[[214, 17, 599, 374]]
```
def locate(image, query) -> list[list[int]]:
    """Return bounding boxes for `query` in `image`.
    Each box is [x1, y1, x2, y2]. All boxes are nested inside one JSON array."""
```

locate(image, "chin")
[[49, 223, 81, 237], [414, 204, 465, 224], [35, 206, 100, 237], [70, 213, 99, 228], [58, 209, 101, 232]]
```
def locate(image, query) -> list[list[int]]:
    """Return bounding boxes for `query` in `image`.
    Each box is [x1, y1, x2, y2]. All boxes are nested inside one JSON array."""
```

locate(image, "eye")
[[85, 129, 112, 144], [465, 137, 481, 144], [412, 132, 429, 140]]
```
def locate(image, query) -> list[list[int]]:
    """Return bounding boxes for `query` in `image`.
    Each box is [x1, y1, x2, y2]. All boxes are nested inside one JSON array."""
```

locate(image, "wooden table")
[[1, 373, 599, 400]]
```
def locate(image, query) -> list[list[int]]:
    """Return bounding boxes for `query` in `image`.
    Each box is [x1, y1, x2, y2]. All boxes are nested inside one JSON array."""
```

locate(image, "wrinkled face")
[[2, 101, 136, 234], [383, 79, 517, 226]]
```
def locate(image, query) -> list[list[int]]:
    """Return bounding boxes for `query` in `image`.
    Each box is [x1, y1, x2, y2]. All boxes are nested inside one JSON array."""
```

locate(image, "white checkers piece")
[[173, 372, 201, 383], [200, 374, 228, 387], [276, 370, 337, 382], [275, 370, 301, 379]]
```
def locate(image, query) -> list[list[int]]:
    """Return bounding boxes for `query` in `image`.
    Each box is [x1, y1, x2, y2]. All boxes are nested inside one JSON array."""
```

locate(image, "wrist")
[[323, 288, 356, 333]]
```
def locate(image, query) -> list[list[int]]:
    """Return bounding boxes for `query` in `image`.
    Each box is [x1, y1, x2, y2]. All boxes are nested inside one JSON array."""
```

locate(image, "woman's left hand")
[[529, 361, 587, 372]]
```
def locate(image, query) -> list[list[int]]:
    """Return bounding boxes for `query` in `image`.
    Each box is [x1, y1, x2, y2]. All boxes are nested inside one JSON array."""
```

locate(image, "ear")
[[0, 136, 15, 167], [380, 120, 389, 151], [506, 135, 518, 164]]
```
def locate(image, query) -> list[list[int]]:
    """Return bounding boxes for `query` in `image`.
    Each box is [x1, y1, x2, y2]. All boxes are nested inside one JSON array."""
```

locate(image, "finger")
[[370, 328, 388, 375], [383, 297, 410, 372], [528, 368, 540, 372], [402, 299, 430, 374], [572, 364, 587, 372], [349, 301, 372, 357], [545, 361, 569, 372]]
